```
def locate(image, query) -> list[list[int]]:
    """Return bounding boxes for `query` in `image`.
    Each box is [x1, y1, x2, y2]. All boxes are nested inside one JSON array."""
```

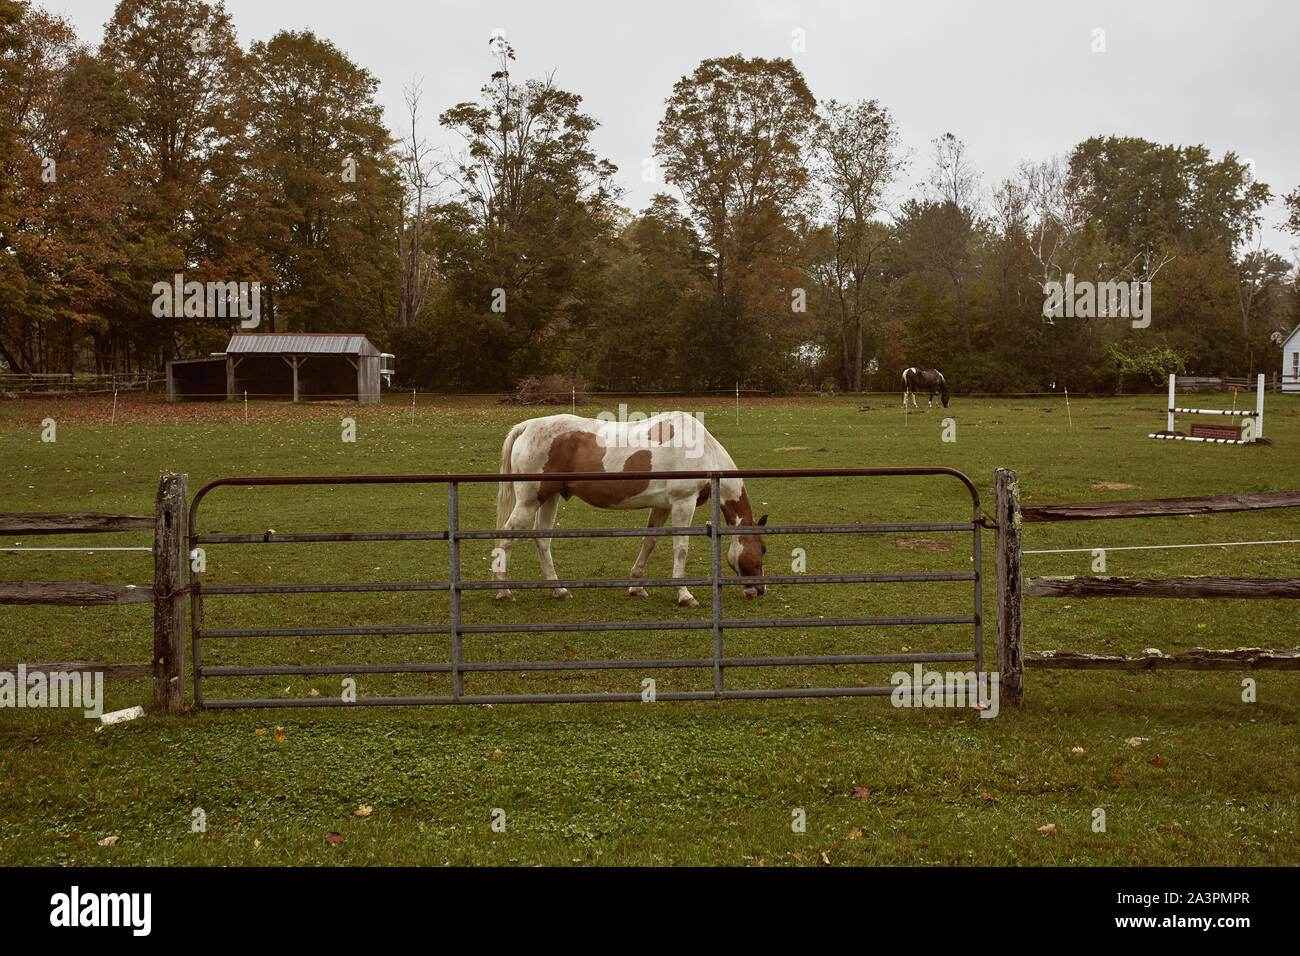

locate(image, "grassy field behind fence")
[[1, 390, 1297, 865]]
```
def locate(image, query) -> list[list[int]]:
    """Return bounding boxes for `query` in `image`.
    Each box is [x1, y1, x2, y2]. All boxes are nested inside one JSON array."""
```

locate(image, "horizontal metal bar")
[[740, 572, 977, 586], [200, 582, 451, 595], [202, 663, 453, 676], [200, 685, 990, 708], [196, 531, 449, 543], [456, 526, 706, 540], [201, 624, 452, 638], [460, 576, 716, 590], [193, 466, 980, 493], [456, 572, 978, 591], [1170, 407, 1257, 415], [459, 521, 973, 540], [196, 574, 979, 601], [457, 614, 975, 635], [195, 521, 979, 548], [199, 652, 978, 678], [199, 613, 974, 640]]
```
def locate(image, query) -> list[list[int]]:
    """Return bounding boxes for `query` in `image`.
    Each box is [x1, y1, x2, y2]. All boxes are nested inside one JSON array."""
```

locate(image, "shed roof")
[[225, 333, 379, 356]]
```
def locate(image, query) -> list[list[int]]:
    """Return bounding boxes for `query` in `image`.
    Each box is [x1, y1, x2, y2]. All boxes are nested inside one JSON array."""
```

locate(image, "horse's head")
[[725, 508, 768, 597], [940, 381, 950, 408]]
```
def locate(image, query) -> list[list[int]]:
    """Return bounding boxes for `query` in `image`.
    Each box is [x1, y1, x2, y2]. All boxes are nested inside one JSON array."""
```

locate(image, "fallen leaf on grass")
[[273, 731, 286, 743], [1071, 746, 1085, 754], [820, 851, 831, 865], [1036, 824, 1057, 836], [325, 832, 342, 844], [851, 786, 870, 800], [848, 827, 862, 839], [1126, 737, 1149, 747], [1149, 755, 1167, 768], [492, 749, 505, 758], [254, 727, 267, 735], [353, 805, 372, 817], [96, 835, 119, 847], [979, 792, 998, 803], [756, 728, 769, 735]]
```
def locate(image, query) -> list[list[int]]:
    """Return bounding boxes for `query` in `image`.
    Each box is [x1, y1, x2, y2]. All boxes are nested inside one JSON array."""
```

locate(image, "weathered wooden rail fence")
[[0, 474, 188, 711], [994, 468, 1300, 706]]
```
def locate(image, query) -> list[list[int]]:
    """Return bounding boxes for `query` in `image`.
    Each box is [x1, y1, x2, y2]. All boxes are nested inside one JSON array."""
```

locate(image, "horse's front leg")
[[669, 499, 698, 607], [628, 507, 669, 597]]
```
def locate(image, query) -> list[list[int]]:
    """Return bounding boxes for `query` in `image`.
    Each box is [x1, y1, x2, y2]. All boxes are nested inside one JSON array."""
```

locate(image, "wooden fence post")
[[153, 473, 188, 711], [994, 468, 1024, 707]]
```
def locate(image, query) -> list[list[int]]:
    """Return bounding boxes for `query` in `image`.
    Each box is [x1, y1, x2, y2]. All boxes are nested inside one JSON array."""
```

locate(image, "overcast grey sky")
[[47, 0, 1300, 255]]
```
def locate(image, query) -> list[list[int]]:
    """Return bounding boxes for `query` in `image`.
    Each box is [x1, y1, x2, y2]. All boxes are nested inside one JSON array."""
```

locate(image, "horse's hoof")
[[678, 595, 699, 608], [552, 587, 571, 600], [628, 587, 648, 597], [495, 590, 514, 602]]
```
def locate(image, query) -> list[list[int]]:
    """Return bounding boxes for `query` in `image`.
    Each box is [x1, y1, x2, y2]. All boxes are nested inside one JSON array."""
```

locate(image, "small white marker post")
[[1166, 374, 1176, 434], [244, 389, 248, 424], [411, 388, 416, 424], [111, 389, 118, 426], [735, 382, 739, 425], [571, 386, 575, 415], [1064, 387, 1072, 428]]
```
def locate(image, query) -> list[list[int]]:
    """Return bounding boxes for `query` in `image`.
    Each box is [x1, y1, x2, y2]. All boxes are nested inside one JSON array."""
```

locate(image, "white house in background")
[[1283, 324, 1300, 393]]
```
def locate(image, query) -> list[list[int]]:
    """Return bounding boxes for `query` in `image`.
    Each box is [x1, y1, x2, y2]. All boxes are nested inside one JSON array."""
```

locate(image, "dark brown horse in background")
[[902, 368, 949, 408]]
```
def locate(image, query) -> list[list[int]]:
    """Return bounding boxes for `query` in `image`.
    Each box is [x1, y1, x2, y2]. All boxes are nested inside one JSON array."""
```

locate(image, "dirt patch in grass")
[[893, 538, 952, 552]]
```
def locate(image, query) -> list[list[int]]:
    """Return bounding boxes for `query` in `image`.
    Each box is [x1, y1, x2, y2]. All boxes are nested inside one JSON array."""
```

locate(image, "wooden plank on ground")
[[1025, 648, 1300, 671], [1026, 575, 1300, 599], [0, 512, 155, 534], [0, 581, 154, 605], [1021, 491, 1300, 522]]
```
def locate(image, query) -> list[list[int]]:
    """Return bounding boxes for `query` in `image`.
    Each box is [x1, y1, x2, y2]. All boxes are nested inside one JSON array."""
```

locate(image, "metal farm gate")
[[187, 468, 984, 709]]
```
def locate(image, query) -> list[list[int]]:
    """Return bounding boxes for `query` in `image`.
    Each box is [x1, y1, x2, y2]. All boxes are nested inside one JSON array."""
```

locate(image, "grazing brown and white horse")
[[902, 367, 950, 408], [494, 411, 767, 606]]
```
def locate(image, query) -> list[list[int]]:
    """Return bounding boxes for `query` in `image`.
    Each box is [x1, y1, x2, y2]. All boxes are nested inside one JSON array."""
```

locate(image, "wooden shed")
[[167, 333, 391, 404]]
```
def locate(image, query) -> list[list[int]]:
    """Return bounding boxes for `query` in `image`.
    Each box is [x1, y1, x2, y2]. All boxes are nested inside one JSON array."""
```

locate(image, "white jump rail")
[[1149, 373, 1266, 444]]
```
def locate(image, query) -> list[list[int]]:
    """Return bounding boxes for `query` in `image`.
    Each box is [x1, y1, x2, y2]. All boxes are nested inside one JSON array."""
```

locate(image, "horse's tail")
[[497, 422, 526, 529]]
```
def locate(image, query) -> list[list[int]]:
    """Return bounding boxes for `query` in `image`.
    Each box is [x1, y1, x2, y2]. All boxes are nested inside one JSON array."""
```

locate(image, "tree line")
[[3, 0, 1298, 393]]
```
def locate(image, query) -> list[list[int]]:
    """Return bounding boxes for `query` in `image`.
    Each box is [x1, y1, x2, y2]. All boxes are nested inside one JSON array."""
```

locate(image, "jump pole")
[[1255, 373, 1265, 441], [1152, 373, 1268, 444]]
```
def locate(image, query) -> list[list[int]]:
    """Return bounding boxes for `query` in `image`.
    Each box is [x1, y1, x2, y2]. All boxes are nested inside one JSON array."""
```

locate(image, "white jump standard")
[[1149, 373, 1270, 445]]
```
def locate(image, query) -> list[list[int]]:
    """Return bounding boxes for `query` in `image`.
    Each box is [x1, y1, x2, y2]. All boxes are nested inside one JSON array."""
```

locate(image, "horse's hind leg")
[[533, 495, 569, 599], [494, 492, 541, 601], [628, 507, 669, 597]]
